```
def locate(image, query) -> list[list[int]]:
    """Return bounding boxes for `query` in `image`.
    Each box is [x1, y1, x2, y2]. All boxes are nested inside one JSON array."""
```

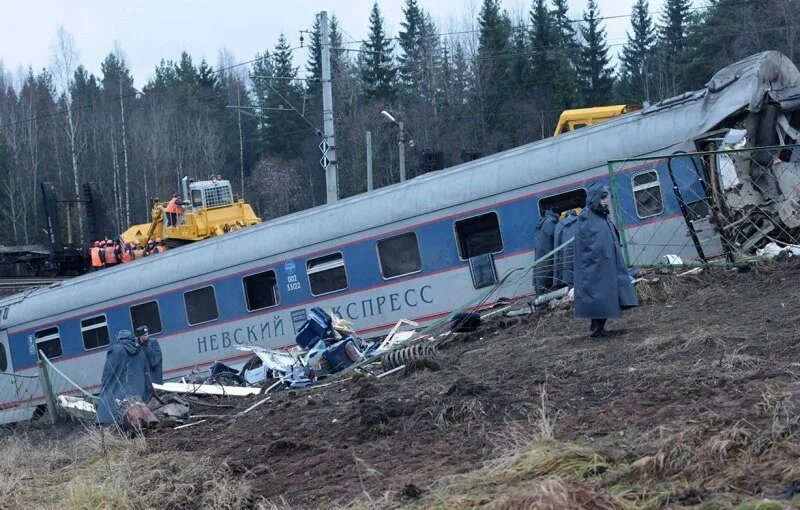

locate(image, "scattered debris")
[[57, 395, 96, 421]]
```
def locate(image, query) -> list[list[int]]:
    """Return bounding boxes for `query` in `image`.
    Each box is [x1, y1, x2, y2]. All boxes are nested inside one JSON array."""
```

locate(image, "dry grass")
[[0, 426, 261, 510]]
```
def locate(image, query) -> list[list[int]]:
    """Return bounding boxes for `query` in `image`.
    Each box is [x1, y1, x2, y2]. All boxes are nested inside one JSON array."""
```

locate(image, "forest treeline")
[[0, 0, 798, 245]]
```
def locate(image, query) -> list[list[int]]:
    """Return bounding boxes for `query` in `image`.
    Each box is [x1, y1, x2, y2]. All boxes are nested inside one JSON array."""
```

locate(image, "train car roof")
[[2, 51, 799, 330]]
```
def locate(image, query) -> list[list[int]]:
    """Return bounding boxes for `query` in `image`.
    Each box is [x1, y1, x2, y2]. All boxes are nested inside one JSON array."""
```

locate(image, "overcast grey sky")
[[0, 0, 673, 88]]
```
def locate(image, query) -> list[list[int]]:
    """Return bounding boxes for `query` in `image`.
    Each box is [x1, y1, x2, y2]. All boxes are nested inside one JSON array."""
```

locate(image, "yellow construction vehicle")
[[553, 105, 641, 136], [121, 176, 261, 248]]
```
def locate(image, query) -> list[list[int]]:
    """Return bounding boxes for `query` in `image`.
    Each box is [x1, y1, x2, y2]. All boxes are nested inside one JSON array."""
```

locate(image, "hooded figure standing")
[[96, 330, 148, 425], [574, 183, 638, 338], [137, 326, 163, 402], [533, 209, 560, 294]]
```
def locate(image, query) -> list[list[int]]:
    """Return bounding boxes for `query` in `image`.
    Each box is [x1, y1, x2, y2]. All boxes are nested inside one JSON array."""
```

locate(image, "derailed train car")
[[1, 51, 800, 424]]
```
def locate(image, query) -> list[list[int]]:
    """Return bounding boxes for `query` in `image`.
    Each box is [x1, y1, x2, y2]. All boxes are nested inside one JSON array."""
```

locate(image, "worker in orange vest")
[[165, 193, 183, 228], [90, 241, 104, 271], [119, 242, 133, 263], [144, 240, 156, 256], [154, 238, 165, 254], [103, 240, 118, 267], [132, 240, 145, 260]]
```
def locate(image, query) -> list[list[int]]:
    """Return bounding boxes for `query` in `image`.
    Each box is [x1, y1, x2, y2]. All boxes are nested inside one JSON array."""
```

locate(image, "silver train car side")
[[2, 51, 800, 424]]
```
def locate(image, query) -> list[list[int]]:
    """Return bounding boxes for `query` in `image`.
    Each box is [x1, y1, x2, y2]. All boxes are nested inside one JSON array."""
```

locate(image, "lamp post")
[[381, 110, 414, 182]]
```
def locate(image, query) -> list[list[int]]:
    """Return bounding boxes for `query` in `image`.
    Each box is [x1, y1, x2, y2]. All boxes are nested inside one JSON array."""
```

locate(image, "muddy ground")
[[143, 261, 800, 508]]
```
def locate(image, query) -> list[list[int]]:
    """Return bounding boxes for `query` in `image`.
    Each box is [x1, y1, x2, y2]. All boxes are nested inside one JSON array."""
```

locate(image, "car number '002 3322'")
[[286, 274, 301, 292]]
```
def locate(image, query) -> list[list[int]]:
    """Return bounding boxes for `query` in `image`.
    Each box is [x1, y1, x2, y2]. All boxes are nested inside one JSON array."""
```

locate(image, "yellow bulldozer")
[[121, 176, 261, 249]]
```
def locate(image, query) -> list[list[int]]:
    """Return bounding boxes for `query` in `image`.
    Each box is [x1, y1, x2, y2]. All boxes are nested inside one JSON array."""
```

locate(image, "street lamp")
[[380, 110, 414, 182]]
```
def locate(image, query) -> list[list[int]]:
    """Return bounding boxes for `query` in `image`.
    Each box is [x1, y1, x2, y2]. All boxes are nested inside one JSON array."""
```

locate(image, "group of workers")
[[89, 238, 165, 270], [534, 182, 638, 339], [96, 325, 163, 425]]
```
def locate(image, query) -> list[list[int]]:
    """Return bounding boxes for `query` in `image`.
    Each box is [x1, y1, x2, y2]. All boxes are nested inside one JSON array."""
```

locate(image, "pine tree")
[[550, 0, 579, 110], [619, 0, 655, 103], [476, 0, 513, 136], [398, 0, 424, 88], [654, 0, 693, 97], [529, 0, 554, 91], [577, 0, 614, 106], [265, 34, 307, 159], [360, 2, 397, 104]]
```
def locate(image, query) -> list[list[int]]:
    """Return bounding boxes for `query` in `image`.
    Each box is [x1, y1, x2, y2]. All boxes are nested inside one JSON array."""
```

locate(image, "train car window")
[[81, 315, 110, 350], [184, 286, 219, 325], [2, 306, 8, 320], [0, 343, 7, 372], [454, 212, 504, 260], [377, 232, 423, 279], [538, 189, 587, 216], [632, 171, 664, 218], [307, 253, 348, 296], [130, 301, 163, 335], [34, 327, 62, 360], [243, 270, 281, 311]]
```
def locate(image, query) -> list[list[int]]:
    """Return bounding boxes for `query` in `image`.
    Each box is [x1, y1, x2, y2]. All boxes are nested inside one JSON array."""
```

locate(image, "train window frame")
[[183, 286, 220, 326], [242, 269, 281, 312], [453, 211, 505, 261], [0, 342, 7, 372], [80, 314, 111, 351], [306, 252, 349, 297], [34, 326, 62, 361], [376, 232, 424, 280], [130, 300, 163, 335], [631, 170, 665, 219], [537, 188, 587, 216]]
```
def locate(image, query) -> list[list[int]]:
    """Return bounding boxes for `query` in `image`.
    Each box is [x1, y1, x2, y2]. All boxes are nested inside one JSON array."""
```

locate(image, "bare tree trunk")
[[237, 87, 245, 198], [119, 79, 131, 229], [66, 106, 84, 242]]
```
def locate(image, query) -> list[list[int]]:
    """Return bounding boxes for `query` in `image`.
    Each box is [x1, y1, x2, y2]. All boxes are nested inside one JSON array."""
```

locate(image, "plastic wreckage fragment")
[[756, 242, 800, 259], [152, 382, 262, 396]]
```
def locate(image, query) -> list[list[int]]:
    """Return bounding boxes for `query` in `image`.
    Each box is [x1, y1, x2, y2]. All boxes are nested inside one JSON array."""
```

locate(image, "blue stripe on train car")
[[6, 169, 695, 372]]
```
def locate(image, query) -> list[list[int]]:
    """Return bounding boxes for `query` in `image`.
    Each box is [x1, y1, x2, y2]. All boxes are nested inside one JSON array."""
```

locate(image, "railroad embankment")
[[3, 262, 800, 509]]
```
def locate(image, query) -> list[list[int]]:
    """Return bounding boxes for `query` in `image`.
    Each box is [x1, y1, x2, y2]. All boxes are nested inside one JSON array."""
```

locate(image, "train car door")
[[664, 156, 726, 261]]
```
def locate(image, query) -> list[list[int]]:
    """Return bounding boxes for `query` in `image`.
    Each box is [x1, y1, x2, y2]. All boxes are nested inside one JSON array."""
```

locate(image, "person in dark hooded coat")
[[137, 326, 163, 402], [553, 209, 579, 287], [533, 209, 560, 294], [574, 183, 638, 338], [96, 329, 148, 425]]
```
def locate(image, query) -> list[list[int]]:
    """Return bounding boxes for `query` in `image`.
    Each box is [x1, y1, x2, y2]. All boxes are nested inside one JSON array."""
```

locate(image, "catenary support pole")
[[398, 121, 406, 182], [321, 11, 338, 203], [366, 131, 373, 191]]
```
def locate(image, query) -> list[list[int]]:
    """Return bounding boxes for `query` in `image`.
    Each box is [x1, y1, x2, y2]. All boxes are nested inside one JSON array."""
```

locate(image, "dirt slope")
[[151, 261, 800, 509]]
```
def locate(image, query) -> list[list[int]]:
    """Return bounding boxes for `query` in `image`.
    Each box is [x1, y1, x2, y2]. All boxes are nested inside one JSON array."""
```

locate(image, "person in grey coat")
[[553, 209, 579, 287], [136, 326, 162, 402], [96, 330, 148, 425], [533, 209, 560, 294], [574, 183, 638, 338]]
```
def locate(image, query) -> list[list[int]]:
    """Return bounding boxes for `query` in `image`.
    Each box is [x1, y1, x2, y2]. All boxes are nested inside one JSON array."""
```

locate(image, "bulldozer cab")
[[188, 178, 235, 211]]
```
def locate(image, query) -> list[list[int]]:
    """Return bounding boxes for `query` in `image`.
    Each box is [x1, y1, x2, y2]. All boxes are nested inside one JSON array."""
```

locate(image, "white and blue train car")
[[1, 51, 799, 424]]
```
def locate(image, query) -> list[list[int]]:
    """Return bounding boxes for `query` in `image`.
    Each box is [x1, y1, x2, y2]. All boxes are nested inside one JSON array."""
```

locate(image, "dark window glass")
[[192, 189, 203, 208], [538, 189, 587, 216], [184, 286, 219, 325], [454, 213, 503, 259], [35, 327, 62, 360], [130, 301, 163, 335], [307, 253, 348, 296], [0, 343, 7, 372], [81, 315, 110, 350], [377, 233, 423, 279], [243, 270, 280, 311], [632, 171, 664, 218]]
